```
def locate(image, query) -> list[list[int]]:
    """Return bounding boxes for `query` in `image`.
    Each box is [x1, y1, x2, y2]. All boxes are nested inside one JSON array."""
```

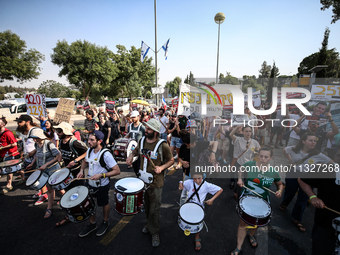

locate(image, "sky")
[[0, 0, 339, 89]]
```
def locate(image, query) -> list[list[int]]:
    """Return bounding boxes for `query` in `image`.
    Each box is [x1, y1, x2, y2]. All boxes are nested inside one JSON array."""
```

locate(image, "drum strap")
[[187, 179, 205, 204], [129, 123, 142, 140]]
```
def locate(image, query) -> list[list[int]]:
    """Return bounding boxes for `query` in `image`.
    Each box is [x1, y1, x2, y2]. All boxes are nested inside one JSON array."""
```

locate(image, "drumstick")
[[66, 177, 91, 185], [24, 169, 40, 173], [146, 154, 156, 168], [262, 186, 277, 195], [325, 206, 340, 215], [243, 185, 263, 198]]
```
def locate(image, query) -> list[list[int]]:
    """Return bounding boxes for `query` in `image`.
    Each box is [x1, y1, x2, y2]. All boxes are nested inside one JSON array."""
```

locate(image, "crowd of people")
[[0, 100, 339, 255]]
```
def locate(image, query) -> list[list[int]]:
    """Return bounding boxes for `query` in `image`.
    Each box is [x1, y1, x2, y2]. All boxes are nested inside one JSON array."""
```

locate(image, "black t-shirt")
[[59, 138, 88, 173], [109, 118, 120, 138], [299, 129, 327, 151], [300, 176, 340, 227], [179, 141, 210, 176], [98, 120, 111, 138], [169, 122, 185, 138]]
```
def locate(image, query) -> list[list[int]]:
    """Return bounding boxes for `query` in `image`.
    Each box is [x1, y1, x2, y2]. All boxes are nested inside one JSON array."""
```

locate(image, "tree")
[[297, 28, 340, 79], [51, 39, 118, 98], [219, 72, 239, 85], [0, 30, 45, 83], [37, 80, 73, 98], [165, 76, 181, 97], [267, 62, 280, 103], [110, 45, 155, 100], [321, 0, 340, 23], [184, 71, 195, 85]]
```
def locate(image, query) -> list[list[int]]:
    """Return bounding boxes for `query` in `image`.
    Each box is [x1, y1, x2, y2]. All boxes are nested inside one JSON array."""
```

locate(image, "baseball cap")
[[54, 122, 73, 136], [14, 115, 32, 122], [130, 111, 140, 118], [143, 119, 161, 133], [93, 130, 105, 141]]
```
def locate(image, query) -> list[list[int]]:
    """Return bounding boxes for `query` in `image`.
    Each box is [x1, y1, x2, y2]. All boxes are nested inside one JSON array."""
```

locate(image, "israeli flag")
[[141, 41, 150, 63], [162, 38, 170, 60], [162, 95, 167, 106]]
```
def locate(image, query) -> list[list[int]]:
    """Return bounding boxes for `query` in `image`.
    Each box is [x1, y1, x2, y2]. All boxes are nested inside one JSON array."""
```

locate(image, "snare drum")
[[0, 159, 23, 175], [333, 217, 340, 232], [60, 186, 96, 223], [48, 167, 74, 191], [236, 195, 272, 226], [26, 170, 49, 190], [178, 202, 205, 234], [112, 138, 138, 162], [114, 177, 144, 215]]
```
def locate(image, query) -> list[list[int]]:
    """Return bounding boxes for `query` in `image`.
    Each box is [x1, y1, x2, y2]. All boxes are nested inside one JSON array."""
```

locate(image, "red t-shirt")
[[0, 128, 19, 158]]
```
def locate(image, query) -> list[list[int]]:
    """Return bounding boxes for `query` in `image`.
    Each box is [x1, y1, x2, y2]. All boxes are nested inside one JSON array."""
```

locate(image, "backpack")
[[139, 137, 167, 165], [86, 147, 113, 172], [59, 138, 88, 158], [73, 129, 86, 142]]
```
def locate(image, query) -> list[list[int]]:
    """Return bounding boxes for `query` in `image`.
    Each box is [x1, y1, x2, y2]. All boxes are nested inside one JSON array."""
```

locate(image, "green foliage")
[[110, 45, 155, 100], [321, 0, 340, 23], [51, 39, 118, 98], [145, 91, 152, 99], [184, 71, 195, 85], [165, 76, 181, 97], [218, 72, 240, 85], [37, 80, 73, 98], [0, 30, 45, 83], [242, 76, 265, 93], [267, 62, 280, 103]]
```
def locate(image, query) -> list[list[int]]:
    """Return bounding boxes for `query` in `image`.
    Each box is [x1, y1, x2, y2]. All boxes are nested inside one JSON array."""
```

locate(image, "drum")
[[48, 167, 74, 191], [0, 159, 23, 175], [333, 217, 340, 232], [112, 138, 138, 162], [60, 186, 96, 223], [114, 177, 144, 215], [26, 170, 49, 190], [236, 195, 272, 226], [178, 202, 205, 234]]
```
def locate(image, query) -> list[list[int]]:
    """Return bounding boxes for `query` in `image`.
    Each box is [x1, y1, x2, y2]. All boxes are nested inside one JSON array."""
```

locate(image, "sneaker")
[[96, 221, 109, 236], [152, 234, 160, 247], [79, 223, 97, 237], [34, 193, 48, 206], [173, 154, 178, 160], [142, 225, 149, 234], [32, 190, 42, 198]]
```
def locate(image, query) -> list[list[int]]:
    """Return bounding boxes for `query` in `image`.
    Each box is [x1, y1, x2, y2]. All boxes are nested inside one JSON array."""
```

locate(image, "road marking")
[[100, 216, 134, 246]]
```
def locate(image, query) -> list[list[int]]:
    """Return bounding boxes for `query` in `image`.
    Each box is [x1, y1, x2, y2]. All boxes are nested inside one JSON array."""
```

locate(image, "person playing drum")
[[54, 122, 88, 227], [231, 146, 283, 255], [77, 131, 120, 238], [126, 119, 174, 247], [179, 173, 223, 252]]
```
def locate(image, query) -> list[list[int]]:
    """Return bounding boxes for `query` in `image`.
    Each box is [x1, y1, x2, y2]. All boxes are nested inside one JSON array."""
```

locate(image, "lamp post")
[[214, 12, 225, 85]]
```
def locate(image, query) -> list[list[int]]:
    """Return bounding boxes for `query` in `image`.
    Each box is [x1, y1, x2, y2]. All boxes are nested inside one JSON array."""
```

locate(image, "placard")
[[172, 98, 178, 109], [130, 103, 137, 111], [54, 98, 75, 124], [83, 98, 90, 110], [105, 100, 116, 113], [24, 94, 47, 117]]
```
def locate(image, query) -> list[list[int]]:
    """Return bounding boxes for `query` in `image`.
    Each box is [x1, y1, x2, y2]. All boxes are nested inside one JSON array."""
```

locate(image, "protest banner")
[[105, 100, 116, 113], [24, 94, 47, 117], [53, 98, 75, 124]]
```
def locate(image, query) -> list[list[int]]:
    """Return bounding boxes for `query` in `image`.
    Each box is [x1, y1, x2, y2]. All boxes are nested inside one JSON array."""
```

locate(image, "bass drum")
[[236, 195, 272, 227], [112, 138, 138, 163], [60, 185, 96, 223], [48, 167, 74, 191]]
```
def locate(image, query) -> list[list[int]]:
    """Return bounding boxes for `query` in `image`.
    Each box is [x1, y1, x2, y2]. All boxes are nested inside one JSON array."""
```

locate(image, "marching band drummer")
[[231, 146, 283, 255], [178, 172, 223, 252], [77, 131, 120, 238], [126, 119, 174, 247], [26, 129, 61, 219], [53, 122, 88, 227]]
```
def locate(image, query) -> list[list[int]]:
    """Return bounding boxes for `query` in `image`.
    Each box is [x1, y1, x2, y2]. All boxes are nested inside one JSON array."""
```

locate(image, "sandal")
[[231, 248, 242, 255], [293, 220, 306, 232], [0, 186, 13, 195], [176, 163, 182, 170], [44, 209, 52, 219], [194, 238, 202, 252], [248, 235, 258, 248], [55, 216, 70, 227], [279, 203, 287, 211]]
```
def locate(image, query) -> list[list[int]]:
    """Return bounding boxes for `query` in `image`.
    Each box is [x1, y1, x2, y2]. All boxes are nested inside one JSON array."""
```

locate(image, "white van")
[[0, 98, 60, 114]]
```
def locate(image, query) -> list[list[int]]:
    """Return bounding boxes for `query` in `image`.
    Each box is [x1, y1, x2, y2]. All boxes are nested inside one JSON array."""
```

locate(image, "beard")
[[145, 131, 155, 139], [16, 124, 27, 134]]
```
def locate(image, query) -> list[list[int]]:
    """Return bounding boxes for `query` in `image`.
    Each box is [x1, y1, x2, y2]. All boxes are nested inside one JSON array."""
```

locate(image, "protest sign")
[[24, 94, 47, 117]]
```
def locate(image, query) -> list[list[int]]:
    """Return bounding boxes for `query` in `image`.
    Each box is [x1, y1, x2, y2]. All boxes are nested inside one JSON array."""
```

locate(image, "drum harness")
[[34, 140, 60, 173], [85, 147, 112, 193], [129, 123, 142, 141], [138, 137, 166, 187]]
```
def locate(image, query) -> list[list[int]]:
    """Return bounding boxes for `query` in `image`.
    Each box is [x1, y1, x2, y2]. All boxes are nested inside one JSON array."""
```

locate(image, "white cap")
[[130, 111, 140, 118]]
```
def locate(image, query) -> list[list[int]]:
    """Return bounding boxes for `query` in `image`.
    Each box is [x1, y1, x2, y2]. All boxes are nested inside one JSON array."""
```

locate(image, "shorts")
[[217, 138, 229, 151], [271, 126, 284, 135], [170, 137, 182, 149], [160, 133, 168, 140], [257, 128, 266, 137], [89, 184, 110, 207]]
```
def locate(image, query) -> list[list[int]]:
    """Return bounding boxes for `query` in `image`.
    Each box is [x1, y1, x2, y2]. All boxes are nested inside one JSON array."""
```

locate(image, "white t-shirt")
[[183, 179, 221, 208], [158, 116, 169, 133], [86, 149, 117, 187], [233, 136, 260, 165], [24, 127, 39, 162]]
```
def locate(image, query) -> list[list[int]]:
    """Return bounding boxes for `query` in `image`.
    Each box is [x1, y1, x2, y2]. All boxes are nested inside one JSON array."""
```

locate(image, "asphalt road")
[[1, 160, 314, 255]]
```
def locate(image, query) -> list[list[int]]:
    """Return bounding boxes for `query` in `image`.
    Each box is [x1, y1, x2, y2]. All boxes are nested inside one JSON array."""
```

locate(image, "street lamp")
[[215, 12, 225, 85]]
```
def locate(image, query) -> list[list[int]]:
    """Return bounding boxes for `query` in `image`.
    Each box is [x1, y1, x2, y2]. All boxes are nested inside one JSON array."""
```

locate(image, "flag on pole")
[[162, 95, 167, 110], [162, 38, 170, 60], [141, 41, 150, 63]]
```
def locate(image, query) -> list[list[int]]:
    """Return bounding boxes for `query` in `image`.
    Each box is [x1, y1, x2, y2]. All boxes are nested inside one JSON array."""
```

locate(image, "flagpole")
[[154, 0, 158, 106]]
